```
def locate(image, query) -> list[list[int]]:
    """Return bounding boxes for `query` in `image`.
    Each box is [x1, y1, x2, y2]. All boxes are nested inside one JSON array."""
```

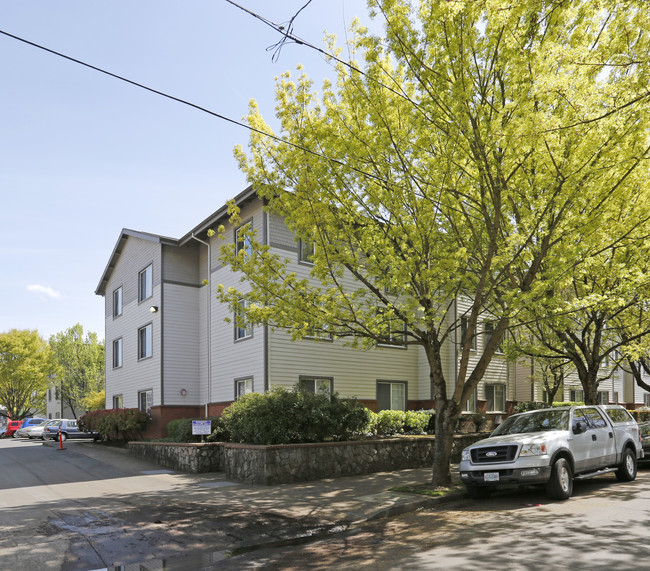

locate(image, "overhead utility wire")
[[0, 28, 384, 185]]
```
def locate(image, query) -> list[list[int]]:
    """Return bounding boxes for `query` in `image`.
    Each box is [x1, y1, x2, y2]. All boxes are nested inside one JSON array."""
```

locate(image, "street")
[[2, 437, 650, 570]]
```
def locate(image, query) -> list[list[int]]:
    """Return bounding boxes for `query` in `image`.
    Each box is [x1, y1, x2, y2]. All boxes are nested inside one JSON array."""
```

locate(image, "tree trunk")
[[432, 401, 457, 486]]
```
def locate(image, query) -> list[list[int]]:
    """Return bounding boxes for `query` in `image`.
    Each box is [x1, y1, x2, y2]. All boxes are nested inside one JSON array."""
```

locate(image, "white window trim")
[[138, 323, 153, 360], [298, 238, 315, 265], [235, 221, 253, 259], [113, 286, 123, 318], [299, 376, 333, 395], [235, 377, 254, 399], [234, 299, 253, 341], [138, 264, 153, 302], [485, 383, 506, 413], [112, 338, 123, 369], [377, 380, 407, 412]]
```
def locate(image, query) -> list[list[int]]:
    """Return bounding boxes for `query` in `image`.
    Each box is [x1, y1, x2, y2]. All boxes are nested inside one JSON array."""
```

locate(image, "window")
[[234, 299, 252, 341], [48, 388, 52, 402], [485, 384, 506, 412], [138, 389, 153, 414], [463, 390, 477, 412], [460, 317, 476, 350], [613, 391, 619, 404], [644, 393, 650, 407], [138, 324, 153, 359], [112, 338, 123, 368], [583, 407, 607, 428], [139, 264, 153, 302], [569, 388, 584, 402], [113, 286, 123, 317], [236, 223, 252, 259], [597, 391, 609, 405], [377, 307, 406, 346], [235, 378, 253, 399], [483, 321, 503, 353], [112, 395, 123, 409], [298, 238, 315, 264], [377, 381, 407, 411], [299, 377, 332, 395]]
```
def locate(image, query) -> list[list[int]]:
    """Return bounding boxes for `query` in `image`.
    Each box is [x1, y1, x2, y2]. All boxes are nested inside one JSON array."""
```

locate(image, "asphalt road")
[[3, 437, 650, 570]]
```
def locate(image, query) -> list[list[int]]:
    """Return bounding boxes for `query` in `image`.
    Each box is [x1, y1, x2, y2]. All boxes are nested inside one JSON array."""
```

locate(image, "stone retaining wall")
[[128, 434, 485, 485]]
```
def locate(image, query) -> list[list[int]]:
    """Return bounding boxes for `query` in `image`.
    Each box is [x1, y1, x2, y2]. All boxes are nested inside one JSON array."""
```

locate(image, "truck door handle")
[[592, 434, 597, 441], [609, 432, 613, 438]]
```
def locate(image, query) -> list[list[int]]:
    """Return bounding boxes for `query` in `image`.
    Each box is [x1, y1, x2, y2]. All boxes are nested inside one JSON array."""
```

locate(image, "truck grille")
[[471, 445, 518, 463]]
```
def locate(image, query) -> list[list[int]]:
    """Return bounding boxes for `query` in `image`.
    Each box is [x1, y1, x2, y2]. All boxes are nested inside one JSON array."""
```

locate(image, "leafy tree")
[[0, 329, 52, 420], [49, 324, 105, 419], [512, 240, 650, 404], [219, 0, 650, 485]]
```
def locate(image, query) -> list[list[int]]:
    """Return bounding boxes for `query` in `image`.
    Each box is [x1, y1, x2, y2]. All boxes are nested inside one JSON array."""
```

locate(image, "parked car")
[[5, 420, 23, 438], [28, 419, 61, 440], [0, 426, 6, 438], [43, 419, 97, 441], [15, 417, 48, 438], [460, 404, 642, 500], [638, 421, 650, 459]]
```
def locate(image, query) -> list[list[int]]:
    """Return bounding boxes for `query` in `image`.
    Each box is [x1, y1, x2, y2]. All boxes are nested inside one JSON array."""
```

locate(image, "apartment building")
[[95, 186, 530, 437]]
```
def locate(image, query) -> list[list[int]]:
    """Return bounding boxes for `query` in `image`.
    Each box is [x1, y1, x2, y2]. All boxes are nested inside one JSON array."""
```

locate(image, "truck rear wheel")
[[547, 458, 573, 500], [615, 447, 636, 482]]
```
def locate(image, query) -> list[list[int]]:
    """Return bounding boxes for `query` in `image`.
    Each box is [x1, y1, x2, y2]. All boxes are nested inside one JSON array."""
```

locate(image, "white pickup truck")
[[459, 405, 643, 500]]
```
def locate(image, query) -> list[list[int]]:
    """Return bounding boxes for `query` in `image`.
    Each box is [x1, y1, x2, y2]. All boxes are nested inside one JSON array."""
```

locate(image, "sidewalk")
[[68, 441, 466, 554]]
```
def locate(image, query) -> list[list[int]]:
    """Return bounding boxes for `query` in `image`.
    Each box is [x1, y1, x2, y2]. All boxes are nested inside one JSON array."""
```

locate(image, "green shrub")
[[513, 401, 549, 413], [630, 408, 650, 422], [368, 410, 431, 436], [79, 408, 150, 442], [221, 386, 370, 445], [166, 417, 223, 443]]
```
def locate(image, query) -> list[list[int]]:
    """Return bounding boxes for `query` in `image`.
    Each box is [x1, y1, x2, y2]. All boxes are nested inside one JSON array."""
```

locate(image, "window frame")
[[138, 323, 153, 360], [234, 299, 253, 341], [299, 376, 333, 396], [376, 380, 408, 412], [138, 264, 153, 303], [377, 307, 407, 348], [483, 320, 503, 353], [112, 337, 123, 369], [485, 383, 506, 413], [113, 286, 123, 318], [460, 316, 477, 350], [235, 377, 254, 399], [298, 238, 316, 265], [235, 220, 253, 259], [138, 389, 153, 414], [112, 395, 123, 409]]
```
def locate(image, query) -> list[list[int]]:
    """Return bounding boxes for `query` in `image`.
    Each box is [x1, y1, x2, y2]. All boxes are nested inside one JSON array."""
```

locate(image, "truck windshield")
[[492, 410, 570, 436]]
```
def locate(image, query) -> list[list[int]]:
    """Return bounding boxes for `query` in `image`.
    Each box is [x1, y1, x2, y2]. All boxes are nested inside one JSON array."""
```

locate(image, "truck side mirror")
[[573, 421, 587, 434]]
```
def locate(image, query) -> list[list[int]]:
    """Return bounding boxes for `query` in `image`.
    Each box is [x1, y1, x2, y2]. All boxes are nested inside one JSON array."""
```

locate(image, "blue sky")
[[0, 0, 371, 341]]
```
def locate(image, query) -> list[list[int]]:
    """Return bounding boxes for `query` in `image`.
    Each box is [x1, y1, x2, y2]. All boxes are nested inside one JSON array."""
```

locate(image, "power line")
[[0, 27, 385, 185]]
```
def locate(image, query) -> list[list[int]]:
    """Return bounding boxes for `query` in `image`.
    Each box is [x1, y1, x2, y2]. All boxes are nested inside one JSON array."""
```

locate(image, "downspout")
[[191, 233, 211, 418]]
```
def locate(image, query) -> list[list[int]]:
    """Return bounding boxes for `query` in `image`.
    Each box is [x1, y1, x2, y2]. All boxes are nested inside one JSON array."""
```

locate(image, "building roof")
[[95, 185, 257, 296]]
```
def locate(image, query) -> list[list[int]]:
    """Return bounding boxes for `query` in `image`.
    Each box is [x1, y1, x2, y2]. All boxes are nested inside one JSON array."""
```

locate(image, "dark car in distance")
[[43, 419, 96, 441]]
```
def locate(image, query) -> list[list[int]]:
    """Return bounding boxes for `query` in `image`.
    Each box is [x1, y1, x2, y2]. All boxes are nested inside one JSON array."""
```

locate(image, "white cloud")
[[27, 284, 61, 300]]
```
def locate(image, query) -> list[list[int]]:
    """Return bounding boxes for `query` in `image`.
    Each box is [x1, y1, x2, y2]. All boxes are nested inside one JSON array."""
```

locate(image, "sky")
[[0, 0, 373, 341]]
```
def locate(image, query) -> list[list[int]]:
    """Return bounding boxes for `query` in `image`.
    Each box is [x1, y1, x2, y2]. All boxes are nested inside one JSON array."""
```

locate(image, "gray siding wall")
[[104, 235, 162, 409]]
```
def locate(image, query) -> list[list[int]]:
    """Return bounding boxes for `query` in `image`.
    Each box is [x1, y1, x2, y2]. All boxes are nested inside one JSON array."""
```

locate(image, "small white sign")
[[192, 420, 212, 435]]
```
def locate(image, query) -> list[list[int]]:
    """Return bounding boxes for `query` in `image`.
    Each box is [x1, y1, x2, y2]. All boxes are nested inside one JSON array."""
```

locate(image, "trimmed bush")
[[166, 417, 224, 443], [79, 408, 150, 442], [630, 408, 650, 422], [222, 386, 370, 445], [368, 410, 431, 436]]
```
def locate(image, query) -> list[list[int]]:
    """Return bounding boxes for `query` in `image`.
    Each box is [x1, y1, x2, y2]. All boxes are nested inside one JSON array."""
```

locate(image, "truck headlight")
[[519, 443, 547, 456], [461, 449, 471, 462]]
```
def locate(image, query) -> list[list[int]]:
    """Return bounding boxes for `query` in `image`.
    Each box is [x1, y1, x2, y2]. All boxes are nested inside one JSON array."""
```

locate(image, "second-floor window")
[[138, 324, 153, 359], [460, 317, 477, 350], [113, 338, 123, 368], [139, 264, 153, 302], [113, 286, 123, 317], [483, 321, 503, 353], [236, 223, 252, 259], [234, 299, 252, 341], [298, 238, 315, 264]]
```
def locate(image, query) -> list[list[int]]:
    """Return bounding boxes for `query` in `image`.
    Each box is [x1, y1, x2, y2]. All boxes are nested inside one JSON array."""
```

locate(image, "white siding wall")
[[104, 235, 162, 409]]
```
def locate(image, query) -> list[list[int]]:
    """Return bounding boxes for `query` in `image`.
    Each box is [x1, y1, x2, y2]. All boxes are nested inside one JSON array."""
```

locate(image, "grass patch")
[[390, 484, 464, 497]]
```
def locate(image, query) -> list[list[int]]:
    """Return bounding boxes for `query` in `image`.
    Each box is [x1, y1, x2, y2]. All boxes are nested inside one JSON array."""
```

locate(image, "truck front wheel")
[[547, 458, 573, 500], [615, 447, 637, 482]]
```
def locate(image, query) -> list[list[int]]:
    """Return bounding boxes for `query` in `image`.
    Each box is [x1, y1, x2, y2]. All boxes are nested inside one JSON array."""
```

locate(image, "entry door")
[[570, 409, 595, 473]]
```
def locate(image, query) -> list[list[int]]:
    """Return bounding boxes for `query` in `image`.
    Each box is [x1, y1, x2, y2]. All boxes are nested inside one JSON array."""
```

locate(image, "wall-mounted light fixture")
[[149, 305, 159, 313], [180, 388, 187, 396]]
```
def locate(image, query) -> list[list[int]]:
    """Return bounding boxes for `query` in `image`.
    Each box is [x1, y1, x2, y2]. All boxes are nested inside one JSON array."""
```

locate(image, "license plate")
[[484, 472, 499, 482]]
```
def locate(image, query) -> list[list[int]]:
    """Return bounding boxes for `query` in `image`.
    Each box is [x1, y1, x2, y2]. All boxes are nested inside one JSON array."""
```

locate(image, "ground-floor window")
[[644, 393, 650, 407], [485, 383, 506, 413], [299, 377, 332, 395], [597, 391, 609, 405], [138, 389, 153, 414], [112, 395, 123, 409], [235, 377, 253, 399], [463, 389, 477, 412], [377, 380, 407, 411], [569, 388, 584, 402]]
